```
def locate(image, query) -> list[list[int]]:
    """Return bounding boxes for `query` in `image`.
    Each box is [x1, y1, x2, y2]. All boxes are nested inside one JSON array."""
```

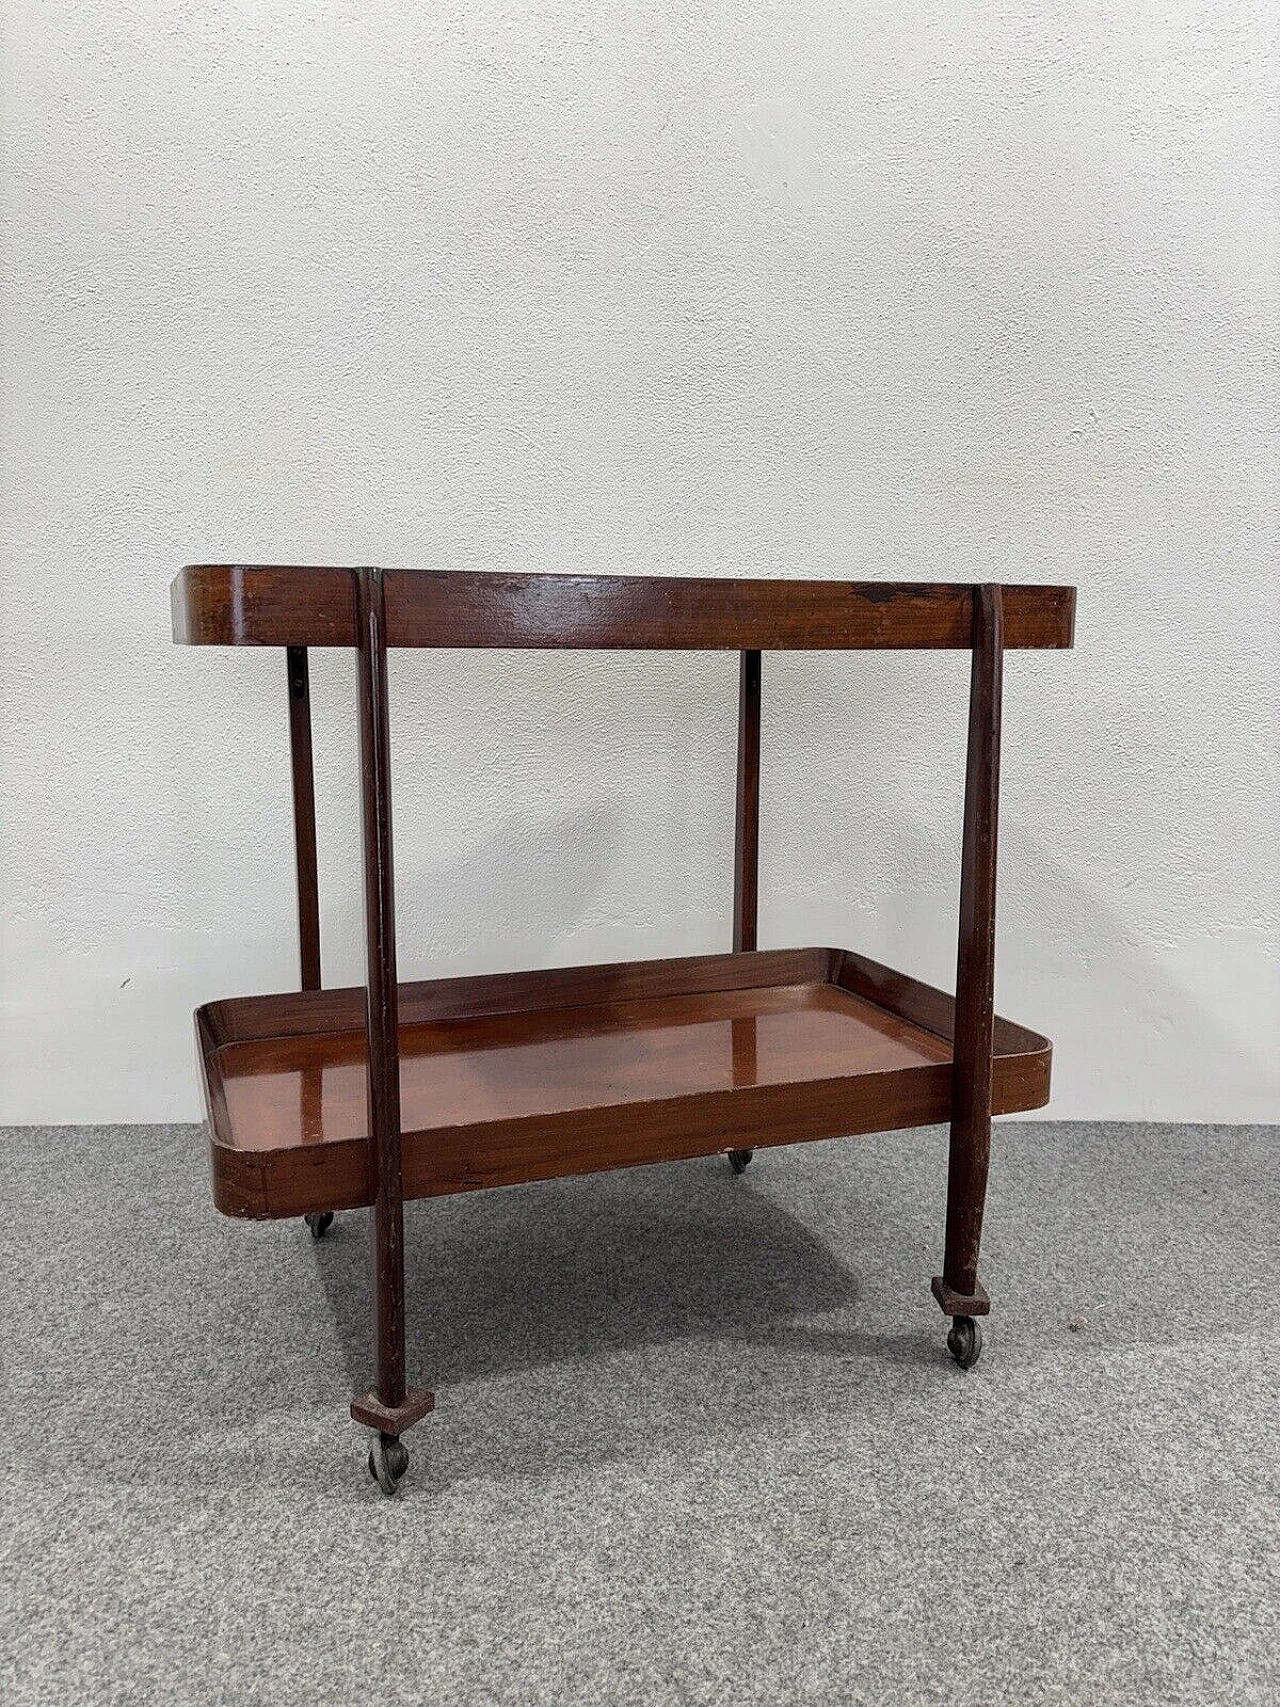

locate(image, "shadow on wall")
[[278, 689, 1262, 1106], [850, 811, 1271, 1115], [321, 798, 641, 981], [317, 778, 1264, 1111]]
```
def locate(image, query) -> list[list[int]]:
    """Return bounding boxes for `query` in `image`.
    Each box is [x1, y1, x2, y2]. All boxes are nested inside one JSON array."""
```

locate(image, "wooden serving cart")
[[172, 566, 1075, 1494]]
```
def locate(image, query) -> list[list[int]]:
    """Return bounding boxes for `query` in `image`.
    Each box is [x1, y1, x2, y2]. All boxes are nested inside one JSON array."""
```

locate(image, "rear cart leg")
[[728, 1149, 754, 1174], [288, 652, 334, 1253]]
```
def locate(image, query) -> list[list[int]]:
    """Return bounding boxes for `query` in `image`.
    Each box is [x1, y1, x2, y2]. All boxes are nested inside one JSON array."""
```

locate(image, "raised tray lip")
[[195, 946, 1053, 1211], [199, 945, 838, 1046], [196, 944, 1051, 1058]]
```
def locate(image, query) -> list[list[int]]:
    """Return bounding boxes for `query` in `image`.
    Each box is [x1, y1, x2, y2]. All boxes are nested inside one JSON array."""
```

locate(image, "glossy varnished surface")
[[172, 565, 1077, 652], [219, 982, 951, 1153], [196, 947, 1053, 1218]]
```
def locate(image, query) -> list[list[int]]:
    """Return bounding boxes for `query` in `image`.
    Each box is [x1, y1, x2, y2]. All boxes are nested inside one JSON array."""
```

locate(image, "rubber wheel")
[[728, 1149, 754, 1174], [305, 1212, 334, 1240], [367, 1432, 410, 1496], [946, 1315, 983, 1370]]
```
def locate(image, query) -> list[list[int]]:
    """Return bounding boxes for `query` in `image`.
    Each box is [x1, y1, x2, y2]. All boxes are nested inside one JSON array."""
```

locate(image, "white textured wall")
[[2, 2, 1277, 1123]]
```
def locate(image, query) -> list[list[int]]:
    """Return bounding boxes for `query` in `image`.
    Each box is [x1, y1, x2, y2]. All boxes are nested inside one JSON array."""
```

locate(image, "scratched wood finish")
[[192, 947, 1052, 1220], [172, 565, 1076, 652]]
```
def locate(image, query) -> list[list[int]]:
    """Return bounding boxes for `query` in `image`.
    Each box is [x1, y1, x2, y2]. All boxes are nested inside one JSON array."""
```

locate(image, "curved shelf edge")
[[172, 565, 1077, 652], [195, 945, 1053, 1220]]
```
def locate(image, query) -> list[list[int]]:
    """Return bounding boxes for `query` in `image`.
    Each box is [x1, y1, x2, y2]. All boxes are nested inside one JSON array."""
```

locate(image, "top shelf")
[[171, 566, 1075, 652]]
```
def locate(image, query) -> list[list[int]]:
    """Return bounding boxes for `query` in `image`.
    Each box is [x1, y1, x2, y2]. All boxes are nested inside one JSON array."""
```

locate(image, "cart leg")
[[346, 567, 433, 1491], [732, 648, 761, 956], [933, 584, 1002, 1364], [288, 650, 342, 1243], [726, 651, 761, 1180]]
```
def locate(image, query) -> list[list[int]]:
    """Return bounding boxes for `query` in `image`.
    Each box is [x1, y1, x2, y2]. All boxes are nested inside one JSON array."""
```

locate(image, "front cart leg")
[[933, 583, 1003, 1369], [348, 565, 433, 1492]]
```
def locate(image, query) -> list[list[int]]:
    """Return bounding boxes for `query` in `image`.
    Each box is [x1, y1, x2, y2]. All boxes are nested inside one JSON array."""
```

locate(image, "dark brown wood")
[[934, 583, 1004, 1318], [193, 945, 1051, 1221], [201, 945, 839, 1050], [351, 566, 426, 1429], [350, 1387, 436, 1435], [931, 1275, 990, 1318], [286, 647, 321, 991], [733, 649, 761, 952], [175, 560, 1076, 1477], [173, 566, 1076, 652]]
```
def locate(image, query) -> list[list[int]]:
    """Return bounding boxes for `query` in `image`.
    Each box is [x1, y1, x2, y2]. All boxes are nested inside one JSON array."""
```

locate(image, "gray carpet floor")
[[2, 1121, 1277, 1706]]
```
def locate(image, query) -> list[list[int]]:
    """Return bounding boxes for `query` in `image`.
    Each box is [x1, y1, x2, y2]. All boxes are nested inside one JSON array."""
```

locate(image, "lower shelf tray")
[[196, 946, 1052, 1218]]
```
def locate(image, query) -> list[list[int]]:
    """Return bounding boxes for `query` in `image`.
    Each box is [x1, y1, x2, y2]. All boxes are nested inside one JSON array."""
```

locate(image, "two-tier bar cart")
[[172, 566, 1076, 1493]]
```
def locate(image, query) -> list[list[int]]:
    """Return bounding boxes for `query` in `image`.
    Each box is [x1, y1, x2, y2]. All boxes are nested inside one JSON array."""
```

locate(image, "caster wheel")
[[367, 1431, 410, 1496], [305, 1212, 334, 1240], [728, 1149, 754, 1175], [946, 1316, 983, 1370]]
